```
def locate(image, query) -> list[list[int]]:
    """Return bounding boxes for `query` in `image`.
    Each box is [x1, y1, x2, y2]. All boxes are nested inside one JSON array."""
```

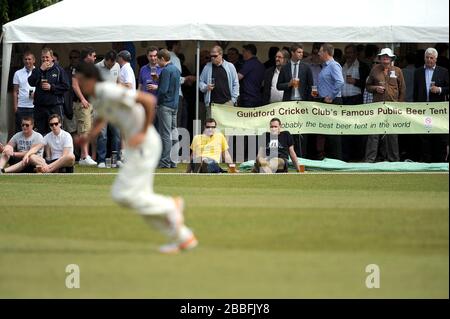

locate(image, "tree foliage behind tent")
[[1, 0, 61, 28]]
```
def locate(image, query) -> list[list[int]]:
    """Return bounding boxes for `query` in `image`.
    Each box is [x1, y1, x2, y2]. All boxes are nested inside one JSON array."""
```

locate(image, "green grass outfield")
[[0, 167, 448, 298]]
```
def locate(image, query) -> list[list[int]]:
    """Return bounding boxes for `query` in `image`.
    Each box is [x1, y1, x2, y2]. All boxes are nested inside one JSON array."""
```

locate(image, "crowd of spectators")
[[2, 41, 448, 174]]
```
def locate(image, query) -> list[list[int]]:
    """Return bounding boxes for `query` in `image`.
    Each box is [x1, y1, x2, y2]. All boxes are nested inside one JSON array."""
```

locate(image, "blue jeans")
[[191, 157, 223, 173], [97, 124, 121, 163], [156, 105, 178, 168]]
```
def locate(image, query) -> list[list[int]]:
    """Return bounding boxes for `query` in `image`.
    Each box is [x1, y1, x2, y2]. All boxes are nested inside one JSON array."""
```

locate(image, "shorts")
[[73, 101, 93, 134], [63, 115, 77, 134], [46, 158, 74, 173], [253, 157, 288, 173]]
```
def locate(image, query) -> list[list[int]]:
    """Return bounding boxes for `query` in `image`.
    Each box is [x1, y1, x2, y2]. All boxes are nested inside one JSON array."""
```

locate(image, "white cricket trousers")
[[111, 125, 176, 216]]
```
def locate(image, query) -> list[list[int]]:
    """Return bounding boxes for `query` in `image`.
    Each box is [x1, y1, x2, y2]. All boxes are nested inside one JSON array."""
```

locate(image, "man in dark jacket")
[[414, 47, 449, 162], [277, 43, 313, 157], [28, 47, 70, 135], [262, 49, 290, 105]]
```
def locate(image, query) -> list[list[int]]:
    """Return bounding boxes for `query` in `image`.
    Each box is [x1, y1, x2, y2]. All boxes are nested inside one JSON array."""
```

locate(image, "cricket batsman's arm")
[[127, 91, 156, 148]]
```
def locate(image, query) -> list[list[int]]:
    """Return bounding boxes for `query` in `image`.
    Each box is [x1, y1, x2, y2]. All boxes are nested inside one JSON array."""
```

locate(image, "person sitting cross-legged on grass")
[[23, 114, 75, 173], [0, 116, 44, 174], [187, 118, 235, 173], [253, 118, 302, 173]]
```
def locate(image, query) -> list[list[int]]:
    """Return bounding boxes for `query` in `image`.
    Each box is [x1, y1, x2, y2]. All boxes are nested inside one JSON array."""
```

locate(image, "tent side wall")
[[1, 37, 12, 144]]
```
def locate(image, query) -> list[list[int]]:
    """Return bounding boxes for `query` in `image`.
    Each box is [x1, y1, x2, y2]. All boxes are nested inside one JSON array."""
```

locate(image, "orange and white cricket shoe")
[[158, 232, 198, 254], [159, 197, 198, 254]]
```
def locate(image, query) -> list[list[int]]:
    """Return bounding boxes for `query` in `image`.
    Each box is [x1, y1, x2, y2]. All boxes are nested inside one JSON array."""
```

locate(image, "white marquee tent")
[[1, 0, 449, 140]]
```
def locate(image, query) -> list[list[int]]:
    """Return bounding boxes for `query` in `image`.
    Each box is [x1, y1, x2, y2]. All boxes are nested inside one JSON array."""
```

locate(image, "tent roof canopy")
[[2, 0, 449, 44]]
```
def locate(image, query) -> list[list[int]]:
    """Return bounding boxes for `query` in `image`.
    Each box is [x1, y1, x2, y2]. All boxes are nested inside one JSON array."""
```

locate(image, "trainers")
[[97, 162, 106, 168], [159, 233, 198, 254], [79, 155, 97, 166], [116, 160, 124, 168]]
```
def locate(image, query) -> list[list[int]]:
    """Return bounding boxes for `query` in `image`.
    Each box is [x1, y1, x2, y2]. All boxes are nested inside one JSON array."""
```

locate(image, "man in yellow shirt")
[[188, 118, 234, 173]]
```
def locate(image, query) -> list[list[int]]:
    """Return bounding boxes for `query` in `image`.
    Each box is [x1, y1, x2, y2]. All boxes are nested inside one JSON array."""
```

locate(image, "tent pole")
[[0, 39, 12, 144], [195, 40, 201, 136]]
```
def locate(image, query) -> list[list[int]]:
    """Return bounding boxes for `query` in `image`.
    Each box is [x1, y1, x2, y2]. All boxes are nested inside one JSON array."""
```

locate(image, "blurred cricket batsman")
[[74, 62, 197, 254]]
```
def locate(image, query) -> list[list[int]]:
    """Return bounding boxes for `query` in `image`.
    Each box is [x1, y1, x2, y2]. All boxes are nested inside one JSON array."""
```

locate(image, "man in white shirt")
[[117, 50, 136, 92], [95, 50, 122, 168], [13, 52, 36, 133], [74, 62, 198, 254], [0, 117, 44, 173], [24, 114, 75, 173], [96, 51, 120, 83]]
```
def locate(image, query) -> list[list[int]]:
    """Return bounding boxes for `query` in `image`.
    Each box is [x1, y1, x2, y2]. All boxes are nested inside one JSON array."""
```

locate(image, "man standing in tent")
[[28, 47, 70, 135], [365, 48, 405, 162], [74, 62, 198, 254]]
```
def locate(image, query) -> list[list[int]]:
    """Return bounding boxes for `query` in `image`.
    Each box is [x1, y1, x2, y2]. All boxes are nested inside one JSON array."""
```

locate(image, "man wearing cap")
[[413, 47, 449, 162], [365, 48, 406, 162], [117, 50, 136, 92], [238, 44, 265, 107]]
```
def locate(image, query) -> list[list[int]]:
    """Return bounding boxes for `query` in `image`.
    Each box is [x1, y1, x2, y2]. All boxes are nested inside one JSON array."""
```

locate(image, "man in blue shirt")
[[316, 43, 344, 160], [238, 44, 265, 107], [138, 46, 162, 97], [157, 49, 181, 168]]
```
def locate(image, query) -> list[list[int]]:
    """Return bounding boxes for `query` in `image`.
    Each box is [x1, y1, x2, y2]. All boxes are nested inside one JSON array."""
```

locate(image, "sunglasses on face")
[[21, 123, 31, 127], [49, 122, 59, 127], [270, 126, 279, 128], [210, 55, 219, 58], [205, 126, 216, 129]]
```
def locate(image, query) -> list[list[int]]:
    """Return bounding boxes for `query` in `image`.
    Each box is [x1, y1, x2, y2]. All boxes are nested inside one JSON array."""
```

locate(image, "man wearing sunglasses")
[[0, 117, 44, 174], [199, 46, 239, 116], [23, 114, 75, 173], [188, 118, 234, 173], [253, 118, 302, 173]]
